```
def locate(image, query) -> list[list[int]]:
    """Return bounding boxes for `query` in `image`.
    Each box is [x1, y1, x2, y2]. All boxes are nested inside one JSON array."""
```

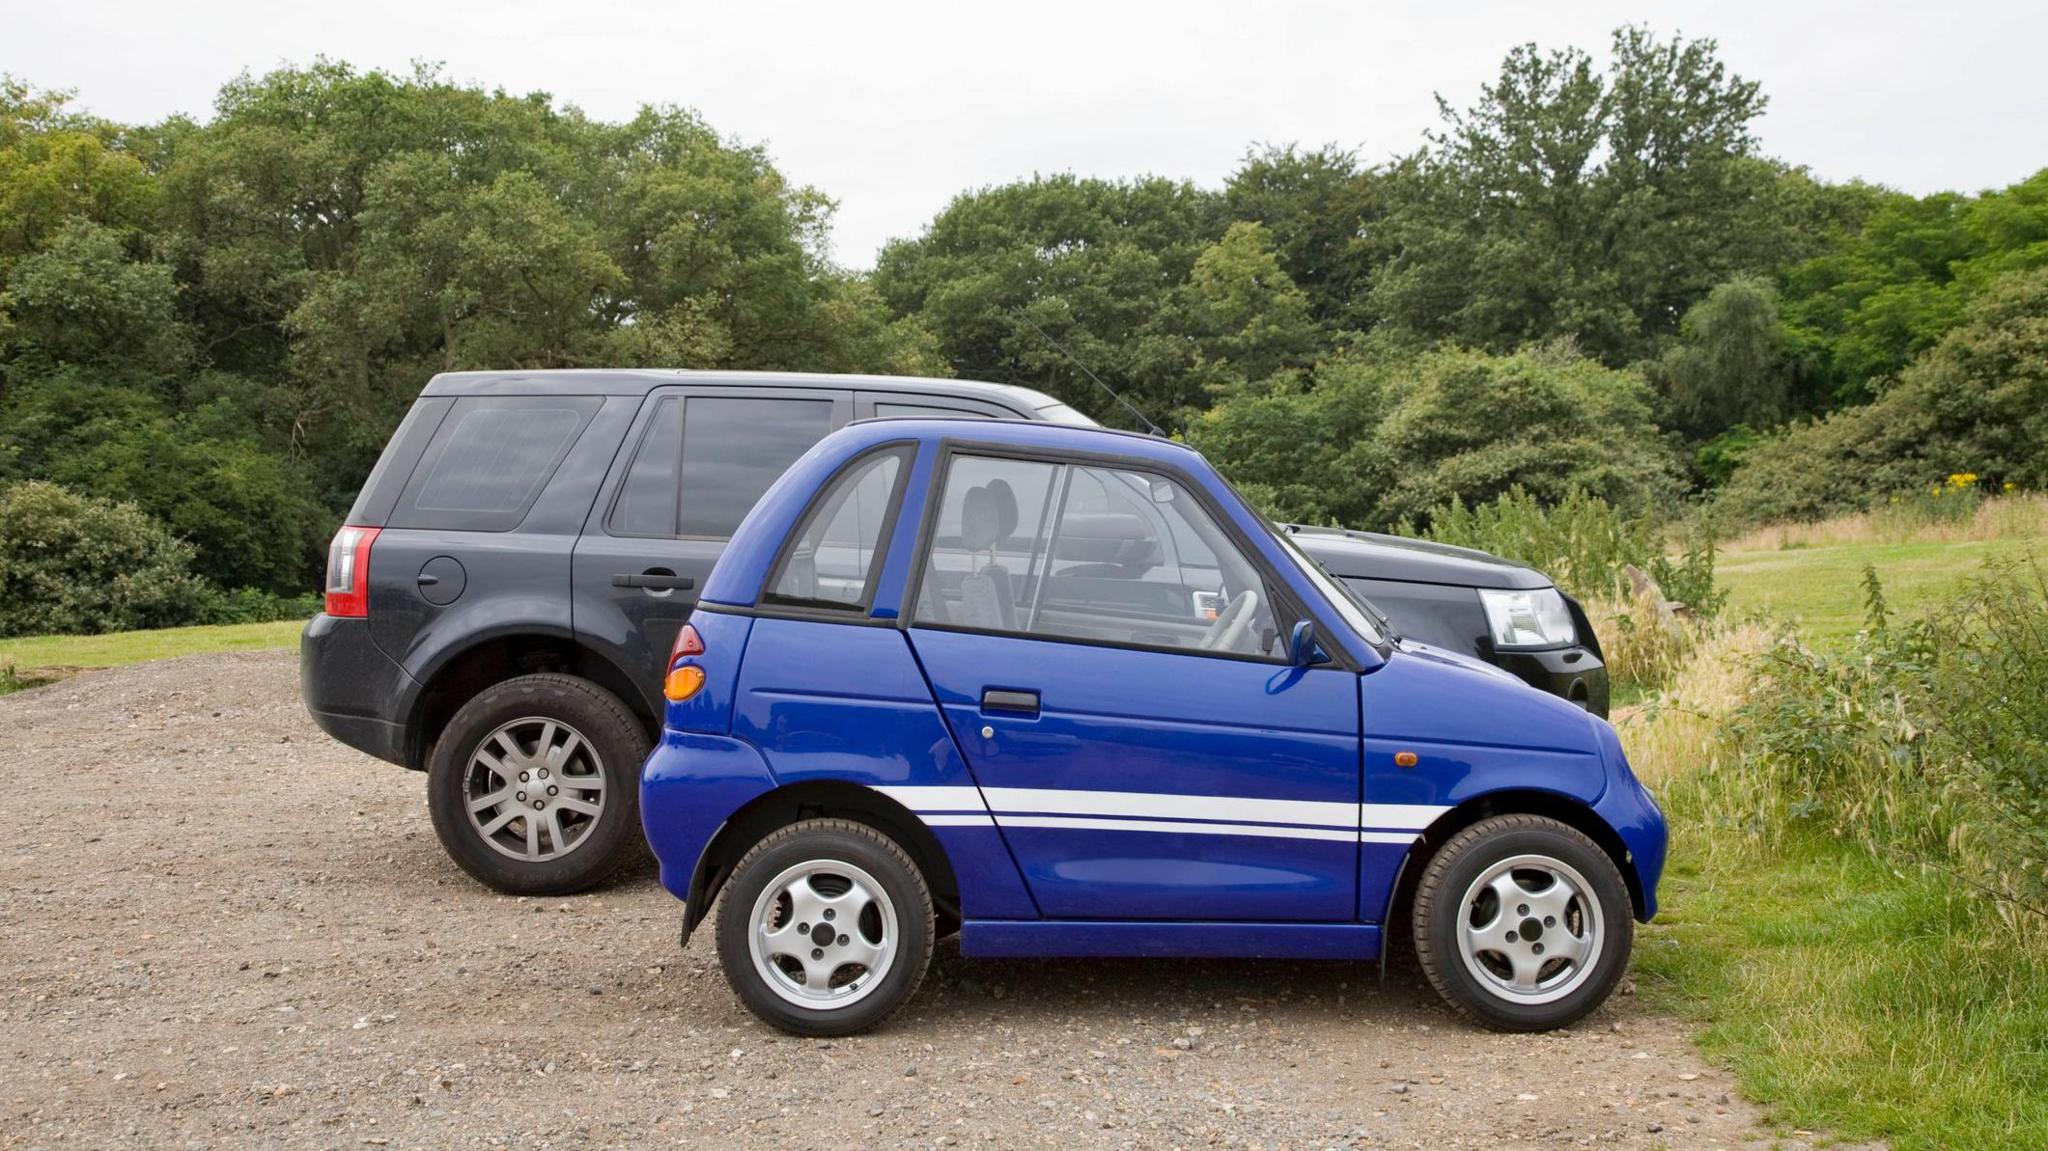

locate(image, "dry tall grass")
[[1582, 592, 1692, 690], [1721, 492, 2048, 553], [1611, 621, 1770, 786]]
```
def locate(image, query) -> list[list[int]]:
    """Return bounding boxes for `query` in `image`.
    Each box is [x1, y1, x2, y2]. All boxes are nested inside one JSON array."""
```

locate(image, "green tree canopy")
[[1715, 266, 2048, 525], [1366, 27, 1818, 366], [0, 65, 941, 592], [1188, 338, 1680, 530]]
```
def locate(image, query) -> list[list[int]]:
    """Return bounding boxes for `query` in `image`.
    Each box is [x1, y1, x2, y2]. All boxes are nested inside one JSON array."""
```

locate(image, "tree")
[[3, 218, 189, 378], [1368, 27, 1801, 366], [1221, 145, 1382, 326], [2, 63, 942, 591], [1649, 276, 1789, 438], [0, 79, 159, 277], [873, 174, 1227, 428], [1182, 221, 1318, 395], [1188, 338, 1680, 529], [1716, 267, 2048, 525], [1778, 169, 2048, 404]]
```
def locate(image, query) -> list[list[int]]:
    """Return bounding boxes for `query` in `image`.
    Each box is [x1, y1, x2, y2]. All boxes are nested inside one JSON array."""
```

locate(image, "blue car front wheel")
[[1411, 814, 1634, 1031]]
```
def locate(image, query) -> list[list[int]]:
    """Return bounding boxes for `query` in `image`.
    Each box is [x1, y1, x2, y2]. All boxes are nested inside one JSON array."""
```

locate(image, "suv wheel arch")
[[410, 634, 656, 768]]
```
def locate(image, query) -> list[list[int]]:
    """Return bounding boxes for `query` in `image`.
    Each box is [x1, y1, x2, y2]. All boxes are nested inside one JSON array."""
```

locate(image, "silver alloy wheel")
[[1456, 853, 1606, 1006], [747, 860, 898, 1010], [463, 717, 606, 863]]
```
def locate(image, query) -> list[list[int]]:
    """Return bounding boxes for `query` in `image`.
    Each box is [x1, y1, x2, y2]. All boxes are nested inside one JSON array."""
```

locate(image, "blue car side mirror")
[[1288, 619, 1319, 667]]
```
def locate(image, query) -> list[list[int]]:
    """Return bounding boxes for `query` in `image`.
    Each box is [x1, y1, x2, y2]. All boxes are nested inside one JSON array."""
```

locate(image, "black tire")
[[426, 673, 649, 896], [1411, 814, 1633, 1031], [715, 819, 934, 1037]]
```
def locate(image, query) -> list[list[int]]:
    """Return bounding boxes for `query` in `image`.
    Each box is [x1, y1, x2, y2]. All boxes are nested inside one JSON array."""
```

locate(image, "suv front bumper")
[[1494, 646, 1610, 717], [300, 614, 420, 768]]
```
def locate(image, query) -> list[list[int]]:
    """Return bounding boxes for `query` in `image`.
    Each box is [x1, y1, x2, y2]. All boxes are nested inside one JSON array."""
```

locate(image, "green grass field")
[[1718, 536, 2041, 647], [0, 619, 307, 683], [1638, 829, 2048, 1149], [1632, 508, 2048, 1149]]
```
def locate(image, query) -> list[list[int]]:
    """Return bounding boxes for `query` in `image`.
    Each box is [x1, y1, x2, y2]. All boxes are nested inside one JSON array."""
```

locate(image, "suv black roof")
[[418, 369, 1552, 592], [421, 368, 1078, 415]]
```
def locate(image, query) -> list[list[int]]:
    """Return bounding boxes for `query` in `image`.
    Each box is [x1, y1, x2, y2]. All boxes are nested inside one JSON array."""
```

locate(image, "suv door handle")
[[981, 689, 1040, 715], [612, 573, 696, 590]]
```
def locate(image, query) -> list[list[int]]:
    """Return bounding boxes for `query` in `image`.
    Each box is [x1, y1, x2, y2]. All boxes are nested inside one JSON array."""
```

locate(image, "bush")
[[1715, 267, 2048, 527], [0, 481, 216, 637], [1410, 485, 1724, 616], [1189, 338, 1682, 532], [1718, 556, 2048, 932], [198, 586, 322, 626]]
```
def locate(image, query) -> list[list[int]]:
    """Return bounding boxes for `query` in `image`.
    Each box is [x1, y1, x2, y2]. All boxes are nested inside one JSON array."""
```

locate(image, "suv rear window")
[[391, 396, 601, 531], [679, 397, 834, 538]]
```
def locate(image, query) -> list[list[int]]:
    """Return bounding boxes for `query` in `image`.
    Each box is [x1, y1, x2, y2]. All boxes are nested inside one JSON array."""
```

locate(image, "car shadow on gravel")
[[904, 937, 1462, 1029]]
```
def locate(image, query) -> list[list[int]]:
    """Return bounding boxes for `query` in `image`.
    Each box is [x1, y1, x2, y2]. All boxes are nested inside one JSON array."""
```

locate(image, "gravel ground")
[[2, 651, 1867, 1150]]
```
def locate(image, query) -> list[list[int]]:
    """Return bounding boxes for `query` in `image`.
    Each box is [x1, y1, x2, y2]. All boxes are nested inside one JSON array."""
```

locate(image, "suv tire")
[[1411, 814, 1633, 1031], [715, 819, 934, 1037], [426, 673, 648, 895]]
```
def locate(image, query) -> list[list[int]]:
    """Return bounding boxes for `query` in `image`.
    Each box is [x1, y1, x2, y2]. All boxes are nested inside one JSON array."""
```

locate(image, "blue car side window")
[[915, 454, 1281, 657], [764, 446, 911, 611]]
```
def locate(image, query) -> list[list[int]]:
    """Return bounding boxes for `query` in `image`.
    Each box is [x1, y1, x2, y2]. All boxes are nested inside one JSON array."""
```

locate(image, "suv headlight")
[[1478, 587, 1576, 649]]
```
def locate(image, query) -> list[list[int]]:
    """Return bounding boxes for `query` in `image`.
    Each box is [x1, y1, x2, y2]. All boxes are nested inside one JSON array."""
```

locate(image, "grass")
[[1619, 618, 2048, 1149], [1636, 834, 2048, 1149], [0, 618, 307, 693], [1717, 537, 2040, 648], [1714, 493, 2048, 649]]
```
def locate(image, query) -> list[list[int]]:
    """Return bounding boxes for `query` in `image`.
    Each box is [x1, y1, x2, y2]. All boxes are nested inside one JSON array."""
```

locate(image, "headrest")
[[960, 484, 1003, 550], [985, 479, 1019, 539]]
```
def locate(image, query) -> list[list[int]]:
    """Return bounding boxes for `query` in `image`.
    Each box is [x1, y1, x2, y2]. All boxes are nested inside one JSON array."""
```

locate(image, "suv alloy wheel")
[[426, 673, 648, 895]]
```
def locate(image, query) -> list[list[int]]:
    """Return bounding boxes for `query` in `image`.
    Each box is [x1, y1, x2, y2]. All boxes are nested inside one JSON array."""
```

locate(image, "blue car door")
[[903, 452, 1361, 921]]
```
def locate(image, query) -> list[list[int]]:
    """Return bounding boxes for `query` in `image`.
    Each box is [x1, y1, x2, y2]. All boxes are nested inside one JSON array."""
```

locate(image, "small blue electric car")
[[641, 419, 1666, 1035]]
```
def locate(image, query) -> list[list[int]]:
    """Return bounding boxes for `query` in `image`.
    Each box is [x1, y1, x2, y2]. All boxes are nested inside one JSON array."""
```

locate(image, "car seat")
[[954, 480, 1019, 630]]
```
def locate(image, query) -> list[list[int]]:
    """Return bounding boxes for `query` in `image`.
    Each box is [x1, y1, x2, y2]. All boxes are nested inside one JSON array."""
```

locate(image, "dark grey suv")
[[303, 370, 1606, 894]]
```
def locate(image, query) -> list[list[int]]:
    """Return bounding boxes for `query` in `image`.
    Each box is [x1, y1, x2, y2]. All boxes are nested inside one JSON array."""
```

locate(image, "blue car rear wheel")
[[715, 819, 934, 1036]]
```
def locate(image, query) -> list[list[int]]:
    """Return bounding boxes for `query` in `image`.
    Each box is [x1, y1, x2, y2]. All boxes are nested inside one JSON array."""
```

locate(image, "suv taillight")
[[324, 526, 381, 617]]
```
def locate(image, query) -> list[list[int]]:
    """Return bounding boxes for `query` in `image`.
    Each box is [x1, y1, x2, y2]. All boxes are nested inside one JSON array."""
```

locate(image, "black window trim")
[[755, 440, 919, 620], [894, 438, 1356, 672], [857, 390, 1021, 421]]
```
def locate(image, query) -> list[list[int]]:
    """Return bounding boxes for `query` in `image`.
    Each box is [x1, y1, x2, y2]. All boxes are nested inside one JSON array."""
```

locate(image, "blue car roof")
[[699, 418, 1386, 669], [703, 418, 1192, 601]]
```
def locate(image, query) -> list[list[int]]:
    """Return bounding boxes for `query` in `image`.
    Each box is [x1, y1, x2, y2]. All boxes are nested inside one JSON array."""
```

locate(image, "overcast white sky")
[[9, 1, 2044, 267]]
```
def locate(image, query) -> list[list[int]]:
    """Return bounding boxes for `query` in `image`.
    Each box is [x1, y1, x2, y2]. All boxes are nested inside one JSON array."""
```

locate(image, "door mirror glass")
[[1287, 619, 1319, 667]]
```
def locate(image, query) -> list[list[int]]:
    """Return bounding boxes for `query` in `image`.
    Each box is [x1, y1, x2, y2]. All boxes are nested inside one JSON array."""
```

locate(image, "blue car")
[[641, 419, 1666, 1035]]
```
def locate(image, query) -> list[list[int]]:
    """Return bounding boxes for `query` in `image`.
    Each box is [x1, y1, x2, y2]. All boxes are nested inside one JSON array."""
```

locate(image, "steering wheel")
[[1198, 588, 1260, 652]]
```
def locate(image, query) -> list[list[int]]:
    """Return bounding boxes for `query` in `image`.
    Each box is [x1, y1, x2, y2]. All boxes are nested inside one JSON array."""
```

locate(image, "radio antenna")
[[1020, 318, 1166, 437]]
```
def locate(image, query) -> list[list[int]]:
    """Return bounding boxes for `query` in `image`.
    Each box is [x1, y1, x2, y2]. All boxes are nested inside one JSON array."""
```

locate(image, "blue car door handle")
[[981, 689, 1040, 715]]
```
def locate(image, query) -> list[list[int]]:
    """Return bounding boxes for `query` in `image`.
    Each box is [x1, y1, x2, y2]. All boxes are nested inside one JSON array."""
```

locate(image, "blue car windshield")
[[1269, 525, 1387, 648]]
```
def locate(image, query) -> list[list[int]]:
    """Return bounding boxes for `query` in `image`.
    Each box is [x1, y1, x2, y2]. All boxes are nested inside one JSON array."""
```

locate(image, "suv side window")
[[913, 454, 1282, 657], [874, 402, 991, 421], [390, 395, 602, 532], [607, 397, 681, 537], [679, 397, 834, 538], [765, 446, 913, 611]]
